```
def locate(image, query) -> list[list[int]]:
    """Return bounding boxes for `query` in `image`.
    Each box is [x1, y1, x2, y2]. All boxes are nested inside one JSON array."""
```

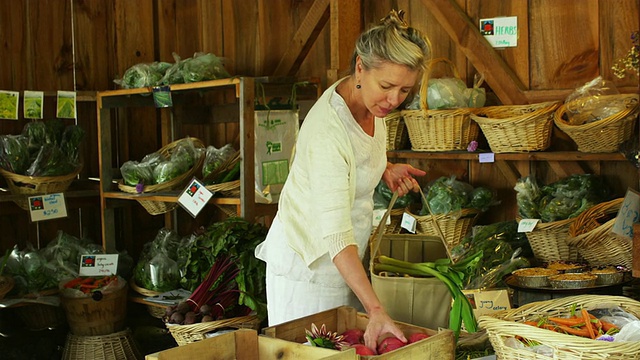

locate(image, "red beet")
[[408, 332, 430, 343], [377, 336, 405, 354], [341, 328, 365, 345], [350, 343, 377, 356]]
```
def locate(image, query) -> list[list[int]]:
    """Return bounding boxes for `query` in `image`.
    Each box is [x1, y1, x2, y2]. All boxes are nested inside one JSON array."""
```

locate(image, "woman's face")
[[358, 59, 420, 118]]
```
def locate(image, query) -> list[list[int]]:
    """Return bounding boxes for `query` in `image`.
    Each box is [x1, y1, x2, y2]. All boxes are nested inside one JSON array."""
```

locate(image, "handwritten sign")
[[401, 212, 417, 234], [478, 152, 495, 163], [463, 289, 511, 317], [28, 193, 68, 222], [372, 208, 391, 228], [79, 254, 119, 276], [612, 188, 640, 239], [178, 178, 213, 218], [517, 218, 539, 233], [480, 16, 518, 48]]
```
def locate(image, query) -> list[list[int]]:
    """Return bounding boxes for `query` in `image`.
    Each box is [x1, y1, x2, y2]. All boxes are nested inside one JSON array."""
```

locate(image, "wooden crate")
[[262, 306, 455, 359], [146, 329, 356, 360]]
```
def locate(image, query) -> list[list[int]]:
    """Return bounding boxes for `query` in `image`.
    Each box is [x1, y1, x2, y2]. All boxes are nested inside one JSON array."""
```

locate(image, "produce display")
[[132, 228, 183, 292], [62, 275, 119, 295], [202, 143, 240, 184], [418, 176, 498, 215], [521, 306, 620, 340], [373, 180, 414, 210], [0, 119, 84, 176]]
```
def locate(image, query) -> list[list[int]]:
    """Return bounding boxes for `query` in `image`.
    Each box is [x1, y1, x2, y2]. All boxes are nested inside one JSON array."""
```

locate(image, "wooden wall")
[[0, 0, 638, 257]]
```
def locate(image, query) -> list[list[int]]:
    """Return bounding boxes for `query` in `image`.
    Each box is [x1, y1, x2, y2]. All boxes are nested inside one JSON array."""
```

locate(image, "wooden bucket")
[[61, 283, 128, 336]]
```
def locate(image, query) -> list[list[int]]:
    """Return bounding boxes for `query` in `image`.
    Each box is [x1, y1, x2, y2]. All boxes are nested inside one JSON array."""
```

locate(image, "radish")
[[350, 343, 377, 356], [340, 328, 364, 345], [377, 336, 405, 354], [408, 332, 430, 343]]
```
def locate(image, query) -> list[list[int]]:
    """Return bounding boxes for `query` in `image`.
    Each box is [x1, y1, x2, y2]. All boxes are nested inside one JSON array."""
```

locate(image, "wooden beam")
[[273, 0, 330, 76], [328, 0, 362, 85], [420, 0, 529, 105]]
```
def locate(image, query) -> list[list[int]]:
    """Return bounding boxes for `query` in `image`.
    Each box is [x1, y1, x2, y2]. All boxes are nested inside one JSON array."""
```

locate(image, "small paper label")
[[517, 218, 539, 232], [479, 153, 495, 163], [612, 188, 640, 239], [28, 193, 68, 222], [79, 254, 119, 276], [153, 86, 173, 108], [401, 212, 417, 233], [372, 208, 391, 228], [480, 16, 518, 48], [178, 178, 213, 217]]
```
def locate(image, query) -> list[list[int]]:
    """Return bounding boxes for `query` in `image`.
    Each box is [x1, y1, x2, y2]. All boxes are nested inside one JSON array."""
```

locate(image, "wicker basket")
[[205, 179, 241, 197], [470, 101, 560, 153], [567, 198, 631, 267], [518, 217, 581, 263], [554, 94, 639, 153], [13, 303, 67, 331], [118, 137, 205, 215], [166, 315, 262, 346], [401, 58, 478, 152], [0, 165, 82, 210], [62, 328, 142, 360], [478, 295, 640, 360], [412, 208, 479, 250], [128, 278, 167, 318], [0, 275, 14, 299], [384, 111, 409, 151], [61, 282, 128, 336]]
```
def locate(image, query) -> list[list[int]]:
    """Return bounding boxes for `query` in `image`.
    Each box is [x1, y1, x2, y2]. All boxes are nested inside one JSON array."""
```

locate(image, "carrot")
[[548, 317, 585, 327], [64, 277, 84, 288], [581, 308, 595, 339], [557, 324, 591, 337], [600, 320, 619, 333]]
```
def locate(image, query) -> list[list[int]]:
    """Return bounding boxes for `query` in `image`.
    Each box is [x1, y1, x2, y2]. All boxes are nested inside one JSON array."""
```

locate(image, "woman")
[[255, 10, 430, 351]]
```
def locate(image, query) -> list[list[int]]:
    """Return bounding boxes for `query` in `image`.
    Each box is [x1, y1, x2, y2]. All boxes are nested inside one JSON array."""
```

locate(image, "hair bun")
[[381, 9, 409, 29]]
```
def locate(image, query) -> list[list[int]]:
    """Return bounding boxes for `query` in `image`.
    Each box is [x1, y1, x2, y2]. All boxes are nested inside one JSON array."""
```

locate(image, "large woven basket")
[[412, 208, 480, 250], [478, 295, 640, 360], [166, 315, 261, 346], [118, 137, 205, 215], [401, 58, 478, 152], [0, 165, 82, 210], [384, 111, 409, 151], [554, 94, 638, 153], [518, 217, 580, 263], [567, 198, 631, 267], [62, 328, 142, 360], [470, 101, 560, 153]]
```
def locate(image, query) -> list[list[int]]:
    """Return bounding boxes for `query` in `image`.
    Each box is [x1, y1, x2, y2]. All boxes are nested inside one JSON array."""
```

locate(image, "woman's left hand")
[[382, 163, 426, 197]]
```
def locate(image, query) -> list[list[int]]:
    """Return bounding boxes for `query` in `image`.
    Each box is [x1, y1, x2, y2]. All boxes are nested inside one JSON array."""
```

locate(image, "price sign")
[[612, 188, 640, 239], [79, 254, 119, 276], [372, 208, 391, 228], [178, 178, 212, 218], [28, 193, 68, 222], [517, 218, 539, 233], [479, 153, 495, 163], [401, 212, 417, 233]]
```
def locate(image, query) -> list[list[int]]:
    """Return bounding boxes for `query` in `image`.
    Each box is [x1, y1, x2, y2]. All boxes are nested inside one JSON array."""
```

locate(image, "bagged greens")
[[114, 61, 172, 89], [420, 176, 498, 215], [203, 143, 236, 181], [374, 180, 414, 210], [0, 135, 30, 174], [133, 228, 183, 292]]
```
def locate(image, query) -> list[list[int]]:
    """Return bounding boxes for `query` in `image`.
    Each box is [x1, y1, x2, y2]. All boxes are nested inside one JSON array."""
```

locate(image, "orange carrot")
[[548, 317, 585, 327], [557, 324, 591, 337], [581, 309, 595, 339], [600, 320, 619, 333]]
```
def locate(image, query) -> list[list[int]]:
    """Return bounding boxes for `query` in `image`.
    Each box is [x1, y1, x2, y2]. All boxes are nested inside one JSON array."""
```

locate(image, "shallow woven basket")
[[118, 137, 205, 215], [202, 150, 241, 183], [166, 315, 261, 346], [478, 295, 640, 360], [62, 328, 142, 360], [554, 94, 639, 153], [205, 179, 241, 197], [0, 165, 82, 210], [128, 278, 166, 318], [412, 208, 479, 250], [382, 207, 408, 234], [384, 111, 409, 151], [401, 58, 478, 152], [470, 101, 560, 153], [518, 217, 580, 263], [567, 198, 631, 267]]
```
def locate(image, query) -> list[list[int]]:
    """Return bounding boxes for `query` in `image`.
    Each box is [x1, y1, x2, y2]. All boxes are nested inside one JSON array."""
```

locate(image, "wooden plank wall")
[[0, 0, 638, 256]]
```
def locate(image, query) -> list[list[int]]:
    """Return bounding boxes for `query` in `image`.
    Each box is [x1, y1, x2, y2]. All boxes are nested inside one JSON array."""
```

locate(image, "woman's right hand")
[[363, 307, 407, 352]]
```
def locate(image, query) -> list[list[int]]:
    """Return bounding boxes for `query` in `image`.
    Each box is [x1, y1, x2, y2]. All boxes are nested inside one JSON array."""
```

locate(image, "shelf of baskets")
[[96, 78, 257, 253]]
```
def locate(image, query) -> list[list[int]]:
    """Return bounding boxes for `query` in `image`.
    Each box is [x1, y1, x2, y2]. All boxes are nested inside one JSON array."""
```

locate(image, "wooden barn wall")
[[0, 0, 638, 256]]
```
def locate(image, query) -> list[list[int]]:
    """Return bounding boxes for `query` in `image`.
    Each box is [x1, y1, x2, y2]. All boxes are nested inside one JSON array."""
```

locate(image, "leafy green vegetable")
[[0, 135, 30, 174], [153, 160, 188, 184], [60, 125, 85, 164], [374, 180, 414, 209], [26, 143, 75, 176]]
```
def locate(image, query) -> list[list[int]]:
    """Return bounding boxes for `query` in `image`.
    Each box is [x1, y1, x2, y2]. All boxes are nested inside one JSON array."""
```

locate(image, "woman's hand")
[[382, 162, 426, 197], [363, 307, 407, 351]]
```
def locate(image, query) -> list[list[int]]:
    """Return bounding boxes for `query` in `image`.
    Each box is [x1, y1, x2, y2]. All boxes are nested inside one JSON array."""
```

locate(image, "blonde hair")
[[350, 9, 431, 74]]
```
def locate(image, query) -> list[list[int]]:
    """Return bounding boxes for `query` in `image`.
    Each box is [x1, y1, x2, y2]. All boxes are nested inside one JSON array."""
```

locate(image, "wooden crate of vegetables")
[[147, 328, 357, 360], [262, 306, 455, 359], [478, 294, 640, 360]]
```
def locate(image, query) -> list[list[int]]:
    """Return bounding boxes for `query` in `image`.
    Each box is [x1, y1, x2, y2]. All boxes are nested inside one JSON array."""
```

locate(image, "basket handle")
[[419, 57, 462, 112], [369, 187, 451, 271]]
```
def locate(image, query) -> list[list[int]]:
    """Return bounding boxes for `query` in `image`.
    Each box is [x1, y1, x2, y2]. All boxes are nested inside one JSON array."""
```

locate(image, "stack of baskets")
[[0, 165, 83, 210], [166, 315, 262, 346], [401, 58, 479, 152], [470, 101, 560, 153], [62, 328, 142, 360], [118, 137, 205, 215], [554, 94, 639, 153], [518, 216, 581, 263], [384, 110, 409, 151], [478, 295, 640, 360], [567, 198, 632, 268]]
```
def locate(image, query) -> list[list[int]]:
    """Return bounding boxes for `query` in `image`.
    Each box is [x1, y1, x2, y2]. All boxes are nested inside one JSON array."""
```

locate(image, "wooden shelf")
[[388, 150, 628, 162]]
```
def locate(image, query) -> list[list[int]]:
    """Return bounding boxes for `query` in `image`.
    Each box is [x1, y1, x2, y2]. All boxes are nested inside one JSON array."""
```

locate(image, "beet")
[[169, 312, 185, 324], [350, 343, 377, 355], [199, 304, 212, 316], [377, 336, 405, 354], [408, 332, 430, 343], [184, 311, 198, 325], [176, 301, 191, 314], [340, 328, 364, 345]]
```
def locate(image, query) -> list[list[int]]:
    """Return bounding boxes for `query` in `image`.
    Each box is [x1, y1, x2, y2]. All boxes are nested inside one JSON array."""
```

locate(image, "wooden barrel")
[[61, 283, 128, 336]]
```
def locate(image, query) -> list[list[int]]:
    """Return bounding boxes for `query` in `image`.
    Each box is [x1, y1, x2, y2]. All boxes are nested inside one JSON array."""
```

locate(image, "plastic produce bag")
[[26, 142, 75, 176], [114, 61, 172, 89], [203, 143, 236, 181], [120, 160, 155, 186], [427, 77, 469, 109], [0, 134, 30, 174], [6, 244, 59, 295], [514, 176, 542, 219], [161, 52, 230, 85], [564, 76, 623, 125]]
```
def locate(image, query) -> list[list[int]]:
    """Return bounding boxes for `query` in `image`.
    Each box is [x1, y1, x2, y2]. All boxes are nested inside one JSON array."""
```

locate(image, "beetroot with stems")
[[350, 343, 377, 356], [408, 332, 430, 343], [377, 336, 405, 354], [340, 328, 364, 345]]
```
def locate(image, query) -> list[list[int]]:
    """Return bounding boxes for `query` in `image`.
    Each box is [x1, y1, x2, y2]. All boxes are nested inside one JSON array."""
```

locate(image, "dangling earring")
[[356, 84, 361, 89]]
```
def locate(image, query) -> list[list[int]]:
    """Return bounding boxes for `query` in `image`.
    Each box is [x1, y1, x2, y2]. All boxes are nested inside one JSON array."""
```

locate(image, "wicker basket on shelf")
[[384, 111, 409, 151], [204, 150, 241, 197], [401, 58, 478, 152], [470, 101, 560, 153], [567, 198, 631, 267], [517, 216, 581, 263], [412, 208, 480, 250], [554, 94, 638, 153], [128, 278, 166, 319], [0, 165, 82, 210], [166, 315, 262, 346], [62, 328, 143, 360], [478, 295, 640, 360], [117, 137, 205, 215]]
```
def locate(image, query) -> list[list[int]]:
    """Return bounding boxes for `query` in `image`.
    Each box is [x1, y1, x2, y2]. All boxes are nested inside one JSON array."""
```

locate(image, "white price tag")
[[28, 193, 68, 222], [612, 188, 640, 239], [372, 208, 391, 228], [79, 254, 119, 276], [478, 153, 495, 163], [517, 218, 539, 233], [178, 178, 212, 218], [401, 212, 417, 233]]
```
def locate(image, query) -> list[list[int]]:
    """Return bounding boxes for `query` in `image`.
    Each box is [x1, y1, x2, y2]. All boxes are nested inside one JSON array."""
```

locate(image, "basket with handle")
[[567, 198, 631, 267], [117, 137, 205, 215], [470, 101, 560, 153], [203, 149, 241, 197], [384, 110, 409, 151], [554, 94, 638, 153], [411, 207, 480, 251], [478, 294, 640, 360], [517, 216, 581, 263], [166, 315, 262, 346], [0, 165, 83, 210], [401, 58, 478, 152]]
